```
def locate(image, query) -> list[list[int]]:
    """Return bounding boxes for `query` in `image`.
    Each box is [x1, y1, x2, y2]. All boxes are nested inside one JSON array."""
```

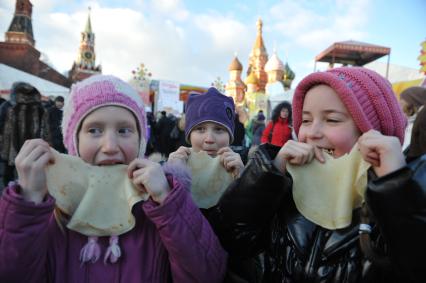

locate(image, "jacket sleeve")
[[142, 163, 227, 283], [261, 122, 273, 144], [365, 154, 426, 283], [208, 144, 292, 258], [0, 185, 54, 282]]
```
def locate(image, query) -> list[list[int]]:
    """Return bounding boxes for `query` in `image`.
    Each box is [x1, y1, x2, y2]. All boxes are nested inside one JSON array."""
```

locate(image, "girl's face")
[[298, 85, 361, 158], [399, 98, 415, 117], [280, 108, 289, 119], [190, 121, 230, 157], [78, 106, 140, 165]]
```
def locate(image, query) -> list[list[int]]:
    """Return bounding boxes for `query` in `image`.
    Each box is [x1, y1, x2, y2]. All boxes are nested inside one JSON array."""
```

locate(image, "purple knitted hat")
[[293, 67, 407, 144], [62, 74, 147, 157], [185, 87, 235, 143]]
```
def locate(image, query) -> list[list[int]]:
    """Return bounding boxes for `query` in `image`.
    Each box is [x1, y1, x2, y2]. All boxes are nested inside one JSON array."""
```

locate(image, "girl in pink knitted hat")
[[0, 75, 227, 282], [207, 67, 426, 282]]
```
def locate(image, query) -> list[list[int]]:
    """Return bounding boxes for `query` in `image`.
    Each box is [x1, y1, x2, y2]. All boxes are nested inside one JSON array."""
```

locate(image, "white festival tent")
[[0, 63, 69, 99]]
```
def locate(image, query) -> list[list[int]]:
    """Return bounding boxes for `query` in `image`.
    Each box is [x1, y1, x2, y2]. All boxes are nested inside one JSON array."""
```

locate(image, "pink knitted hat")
[[62, 74, 147, 157], [293, 67, 407, 144]]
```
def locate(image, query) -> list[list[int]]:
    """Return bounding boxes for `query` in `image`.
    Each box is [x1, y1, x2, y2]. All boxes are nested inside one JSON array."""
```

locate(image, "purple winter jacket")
[[0, 165, 227, 283]]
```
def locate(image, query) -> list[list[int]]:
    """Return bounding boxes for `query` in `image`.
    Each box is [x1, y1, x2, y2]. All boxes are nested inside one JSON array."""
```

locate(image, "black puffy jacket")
[[209, 144, 426, 283]]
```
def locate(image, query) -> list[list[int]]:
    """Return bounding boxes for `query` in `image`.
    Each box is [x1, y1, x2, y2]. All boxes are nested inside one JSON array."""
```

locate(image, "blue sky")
[[0, 0, 424, 87]]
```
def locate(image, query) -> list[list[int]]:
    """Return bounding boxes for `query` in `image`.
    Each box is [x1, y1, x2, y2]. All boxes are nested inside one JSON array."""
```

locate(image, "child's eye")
[[326, 119, 340, 123], [194, 126, 205, 132], [214, 127, 225, 133], [88, 128, 102, 135], [118, 128, 133, 135], [301, 119, 311, 124]]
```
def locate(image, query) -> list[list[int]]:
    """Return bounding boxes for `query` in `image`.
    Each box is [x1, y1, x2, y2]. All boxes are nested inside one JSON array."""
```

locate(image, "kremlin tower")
[[4, 0, 35, 46], [69, 8, 101, 82], [0, 0, 70, 87]]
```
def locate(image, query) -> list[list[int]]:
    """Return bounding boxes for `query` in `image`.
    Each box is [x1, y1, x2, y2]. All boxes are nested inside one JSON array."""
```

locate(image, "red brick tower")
[[0, 0, 71, 87]]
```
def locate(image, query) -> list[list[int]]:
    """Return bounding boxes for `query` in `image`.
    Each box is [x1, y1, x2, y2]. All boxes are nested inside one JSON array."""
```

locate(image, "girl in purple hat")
[[209, 67, 426, 282], [168, 87, 244, 178], [168, 87, 260, 282], [0, 75, 227, 282]]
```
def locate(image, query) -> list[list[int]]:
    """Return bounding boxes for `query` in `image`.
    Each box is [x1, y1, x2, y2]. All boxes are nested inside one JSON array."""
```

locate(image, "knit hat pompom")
[[185, 87, 235, 143], [292, 67, 407, 145], [62, 74, 147, 157]]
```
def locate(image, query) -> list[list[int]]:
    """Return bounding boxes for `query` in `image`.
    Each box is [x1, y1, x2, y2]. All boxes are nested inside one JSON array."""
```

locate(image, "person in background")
[[0, 75, 227, 282], [144, 111, 157, 156], [170, 114, 190, 151], [406, 105, 426, 162], [399, 86, 426, 150], [48, 96, 67, 153], [155, 110, 175, 157], [231, 112, 248, 164], [261, 101, 292, 146], [0, 82, 50, 186], [251, 112, 265, 146]]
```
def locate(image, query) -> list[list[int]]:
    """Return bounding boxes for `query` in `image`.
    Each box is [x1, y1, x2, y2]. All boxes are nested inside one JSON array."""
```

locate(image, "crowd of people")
[[0, 66, 425, 283]]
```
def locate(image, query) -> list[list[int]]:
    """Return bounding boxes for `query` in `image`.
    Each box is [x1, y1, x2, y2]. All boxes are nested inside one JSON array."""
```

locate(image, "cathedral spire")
[[5, 0, 35, 46], [247, 17, 268, 92]]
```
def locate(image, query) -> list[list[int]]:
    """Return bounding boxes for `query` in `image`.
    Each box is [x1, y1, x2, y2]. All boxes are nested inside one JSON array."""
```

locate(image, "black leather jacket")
[[209, 144, 426, 283]]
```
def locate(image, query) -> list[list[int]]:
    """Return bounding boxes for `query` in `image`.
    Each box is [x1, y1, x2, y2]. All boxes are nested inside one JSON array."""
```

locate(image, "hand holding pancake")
[[168, 146, 191, 163], [15, 138, 55, 204], [274, 140, 325, 174], [357, 129, 406, 177], [128, 158, 171, 204], [218, 147, 244, 178]]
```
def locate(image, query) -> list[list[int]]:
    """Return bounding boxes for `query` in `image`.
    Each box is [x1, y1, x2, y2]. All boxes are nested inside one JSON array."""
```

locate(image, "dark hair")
[[55, 96, 64, 103], [11, 82, 40, 96], [272, 101, 292, 125]]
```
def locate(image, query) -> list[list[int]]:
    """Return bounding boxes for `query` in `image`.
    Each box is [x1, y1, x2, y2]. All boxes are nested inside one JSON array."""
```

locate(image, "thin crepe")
[[187, 149, 234, 209], [46, 150, 148, 236], [287, 146, 371, 230]]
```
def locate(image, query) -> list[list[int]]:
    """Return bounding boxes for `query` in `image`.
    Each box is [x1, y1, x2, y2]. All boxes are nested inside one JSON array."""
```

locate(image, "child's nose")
[[204, 130, 215, 144], [306, 121, 323, 139], [102, 132, 120, 153]]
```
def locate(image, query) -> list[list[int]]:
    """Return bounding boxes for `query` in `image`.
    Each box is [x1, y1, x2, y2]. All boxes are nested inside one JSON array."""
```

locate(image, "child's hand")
[[15, 139, 55, 204], [218, 147, 244, 178], [128, 158, 171, 204], [273, 140, 325, 174], [168, 146, 191, 163], [357, 129, 406, 177]]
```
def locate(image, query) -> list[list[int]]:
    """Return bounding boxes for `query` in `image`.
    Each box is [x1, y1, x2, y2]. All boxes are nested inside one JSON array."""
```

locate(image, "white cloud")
[[31, 0, 56, 13], [0, 0, 380, 89], [0, 1, 257, 86], [268, 0, 370, 52], [149, 0, 189, 21]]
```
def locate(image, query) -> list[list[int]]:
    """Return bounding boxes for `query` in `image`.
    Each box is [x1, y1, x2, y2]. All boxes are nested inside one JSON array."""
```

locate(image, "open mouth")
[[97, 160, 124, 166], [322, 148, 334, 156]]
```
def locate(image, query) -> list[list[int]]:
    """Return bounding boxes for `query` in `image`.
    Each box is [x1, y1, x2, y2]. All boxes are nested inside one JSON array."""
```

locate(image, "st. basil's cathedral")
[[225, 18, 295, 120]]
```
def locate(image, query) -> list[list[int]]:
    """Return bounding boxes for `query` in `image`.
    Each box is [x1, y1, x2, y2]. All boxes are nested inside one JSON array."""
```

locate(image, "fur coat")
[[0, 92, 50, 165]]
